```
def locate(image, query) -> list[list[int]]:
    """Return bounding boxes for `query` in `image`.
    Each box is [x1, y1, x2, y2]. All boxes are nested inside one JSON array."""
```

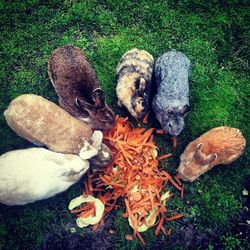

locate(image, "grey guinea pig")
[[48, 45, 115, 130], [152, 51, 191, 136], [116, 48, 154, 119], [0, 148, 90, 206]]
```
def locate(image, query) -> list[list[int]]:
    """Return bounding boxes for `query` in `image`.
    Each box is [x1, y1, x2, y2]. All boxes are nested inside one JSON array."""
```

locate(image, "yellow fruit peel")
[[68, 195, 105, 228]]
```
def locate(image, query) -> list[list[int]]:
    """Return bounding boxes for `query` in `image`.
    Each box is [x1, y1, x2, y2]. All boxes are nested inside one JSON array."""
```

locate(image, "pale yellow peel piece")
[[68, 195, 105, 228], [128, 207, 158, 232]]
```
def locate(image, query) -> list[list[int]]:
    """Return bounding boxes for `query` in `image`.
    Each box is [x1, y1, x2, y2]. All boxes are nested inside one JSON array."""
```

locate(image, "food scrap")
[[68, 195, 105, 228], [69, 116, 184, 245]]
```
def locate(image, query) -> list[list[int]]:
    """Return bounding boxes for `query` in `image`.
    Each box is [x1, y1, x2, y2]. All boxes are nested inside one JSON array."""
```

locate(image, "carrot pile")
[[75, 116, 184, 245]]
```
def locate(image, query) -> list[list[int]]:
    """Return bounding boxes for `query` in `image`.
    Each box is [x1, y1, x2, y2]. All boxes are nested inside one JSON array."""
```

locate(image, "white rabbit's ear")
[[91, 130, 103, 150], [79, 148, 98, 160]]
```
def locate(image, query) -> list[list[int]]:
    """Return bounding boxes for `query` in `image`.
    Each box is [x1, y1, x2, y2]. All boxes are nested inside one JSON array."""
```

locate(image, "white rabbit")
[[0, 147, 92, 206]]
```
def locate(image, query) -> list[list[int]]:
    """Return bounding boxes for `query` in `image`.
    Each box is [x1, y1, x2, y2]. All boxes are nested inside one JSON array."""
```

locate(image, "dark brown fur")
[[48, 45, 115, 130]]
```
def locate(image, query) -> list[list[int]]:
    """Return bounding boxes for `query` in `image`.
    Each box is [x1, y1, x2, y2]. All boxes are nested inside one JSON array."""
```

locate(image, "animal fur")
[[177, 126, 246, 182], [48, 45, 115, 130], [4, 94, 112, 167], [153, 51, 190, 136], [0, 148, 89, 206], [116, 48, 154, 118]]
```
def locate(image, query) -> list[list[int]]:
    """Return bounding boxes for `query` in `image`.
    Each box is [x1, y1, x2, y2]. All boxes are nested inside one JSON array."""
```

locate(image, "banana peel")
[[68, 195, 105, 228]]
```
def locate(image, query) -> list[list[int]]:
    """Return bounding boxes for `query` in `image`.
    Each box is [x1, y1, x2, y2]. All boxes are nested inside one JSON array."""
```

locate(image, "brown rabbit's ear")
[[92, 88, 105, 109], [75, 97, 94, 115]]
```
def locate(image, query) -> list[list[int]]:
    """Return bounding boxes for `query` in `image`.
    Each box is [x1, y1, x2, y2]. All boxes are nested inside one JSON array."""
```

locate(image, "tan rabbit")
[[4, 94, 112, 168], [177, 126, 246, 182], [116, 48, 154, 119], [48, 45, 115, 130]]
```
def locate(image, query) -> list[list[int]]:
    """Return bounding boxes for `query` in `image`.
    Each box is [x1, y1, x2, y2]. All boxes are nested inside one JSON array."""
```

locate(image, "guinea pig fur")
[[177, 126, 246, 182], [0, 148, 90, 206], [116, 48, 154, 119], [48, 45, 115, 130], [4, 94, 112, 168], [152, 51, 191, 137]]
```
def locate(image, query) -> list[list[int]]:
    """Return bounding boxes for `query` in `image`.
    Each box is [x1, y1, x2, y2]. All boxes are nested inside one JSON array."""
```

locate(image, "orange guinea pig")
[[177, 126, 246, 182]]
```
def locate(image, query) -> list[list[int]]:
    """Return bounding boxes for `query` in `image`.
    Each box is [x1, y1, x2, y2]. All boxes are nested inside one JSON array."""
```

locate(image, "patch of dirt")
[[39, 213, 115, 250], [39, 176, 250, 249]]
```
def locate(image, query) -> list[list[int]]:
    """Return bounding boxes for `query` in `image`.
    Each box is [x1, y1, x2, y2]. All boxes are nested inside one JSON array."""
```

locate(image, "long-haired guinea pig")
[[4, 94, 112, 168], [48, 45, 115, 130], [0, 147, 90, 206], [177, 126, 246, 182], [152, 51, 191, 137], [116, 48, 154, 119]]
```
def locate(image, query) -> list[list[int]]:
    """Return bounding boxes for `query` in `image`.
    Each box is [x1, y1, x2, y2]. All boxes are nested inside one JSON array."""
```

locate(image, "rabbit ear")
[[91, 130, 103, 150], [75, 97, 95, 116], [79, 147, 98, 160], [75, 97, 93, 109], [92, 88, 105, 109], [180, 105, 191, 116], [204, 153, 217, 164], [194, 143, 207, 163]]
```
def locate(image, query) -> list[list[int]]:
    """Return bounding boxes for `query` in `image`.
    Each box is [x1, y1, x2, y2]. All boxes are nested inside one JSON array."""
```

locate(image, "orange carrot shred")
[[156, 129, 164, 134], [142, 111, 150, 124], [71, 116, 184, 245], [166, 214, 184, 221], [125, 234, 133, 241], [157, 153, 172, 161], [172, 137, 177, 148]]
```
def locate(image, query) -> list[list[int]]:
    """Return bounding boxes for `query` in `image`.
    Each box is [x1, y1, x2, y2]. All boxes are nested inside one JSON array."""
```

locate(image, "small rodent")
[[116, 48, 154, 119], [153, 51, 191, 136]]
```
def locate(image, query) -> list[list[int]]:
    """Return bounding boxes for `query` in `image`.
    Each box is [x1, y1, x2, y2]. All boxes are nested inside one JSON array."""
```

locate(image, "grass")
[[0, 0, 249, 249]]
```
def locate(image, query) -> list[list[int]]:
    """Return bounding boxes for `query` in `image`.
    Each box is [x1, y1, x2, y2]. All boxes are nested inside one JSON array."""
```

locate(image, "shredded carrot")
[[125, 234, 133, 241], [172, 137, 177, 148], [71, 116, 184, 244], [181, 185, 184, 199], [142, 111, 150, 124], [157, 153, 172, 161], [166, 214, 184, 221], [156, 129, 164, 134], [132, 192, 142, 202]]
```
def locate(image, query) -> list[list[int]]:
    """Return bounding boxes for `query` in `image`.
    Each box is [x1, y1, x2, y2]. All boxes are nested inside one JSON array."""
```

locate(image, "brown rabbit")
[[48, 45, 115, 130], [4, 94, 112, 168], [177, 126, 246, 182]]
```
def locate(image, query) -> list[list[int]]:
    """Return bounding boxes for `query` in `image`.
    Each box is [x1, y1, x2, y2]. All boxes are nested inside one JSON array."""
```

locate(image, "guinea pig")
[[48, 45, 115, 130], [177, 126, 246, 182], [0, 147, 90, 206], [152, 51, 191, 136], [116, 48, 154, 119], [4, 94, 112, 168]]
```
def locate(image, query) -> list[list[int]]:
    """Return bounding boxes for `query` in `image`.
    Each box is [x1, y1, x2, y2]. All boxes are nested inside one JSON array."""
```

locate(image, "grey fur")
[[152, 51, 191, 136]]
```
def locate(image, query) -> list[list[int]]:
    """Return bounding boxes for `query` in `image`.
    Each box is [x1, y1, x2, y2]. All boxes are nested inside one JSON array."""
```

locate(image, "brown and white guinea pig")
[[177, 126, 246, 182], [4, 94, 112, 168], [48, 45, 115, 130], [116, 48, 154, 119]]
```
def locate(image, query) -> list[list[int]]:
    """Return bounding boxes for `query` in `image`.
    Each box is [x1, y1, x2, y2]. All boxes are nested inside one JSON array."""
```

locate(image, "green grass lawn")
[[0, 0, 249, 249]]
